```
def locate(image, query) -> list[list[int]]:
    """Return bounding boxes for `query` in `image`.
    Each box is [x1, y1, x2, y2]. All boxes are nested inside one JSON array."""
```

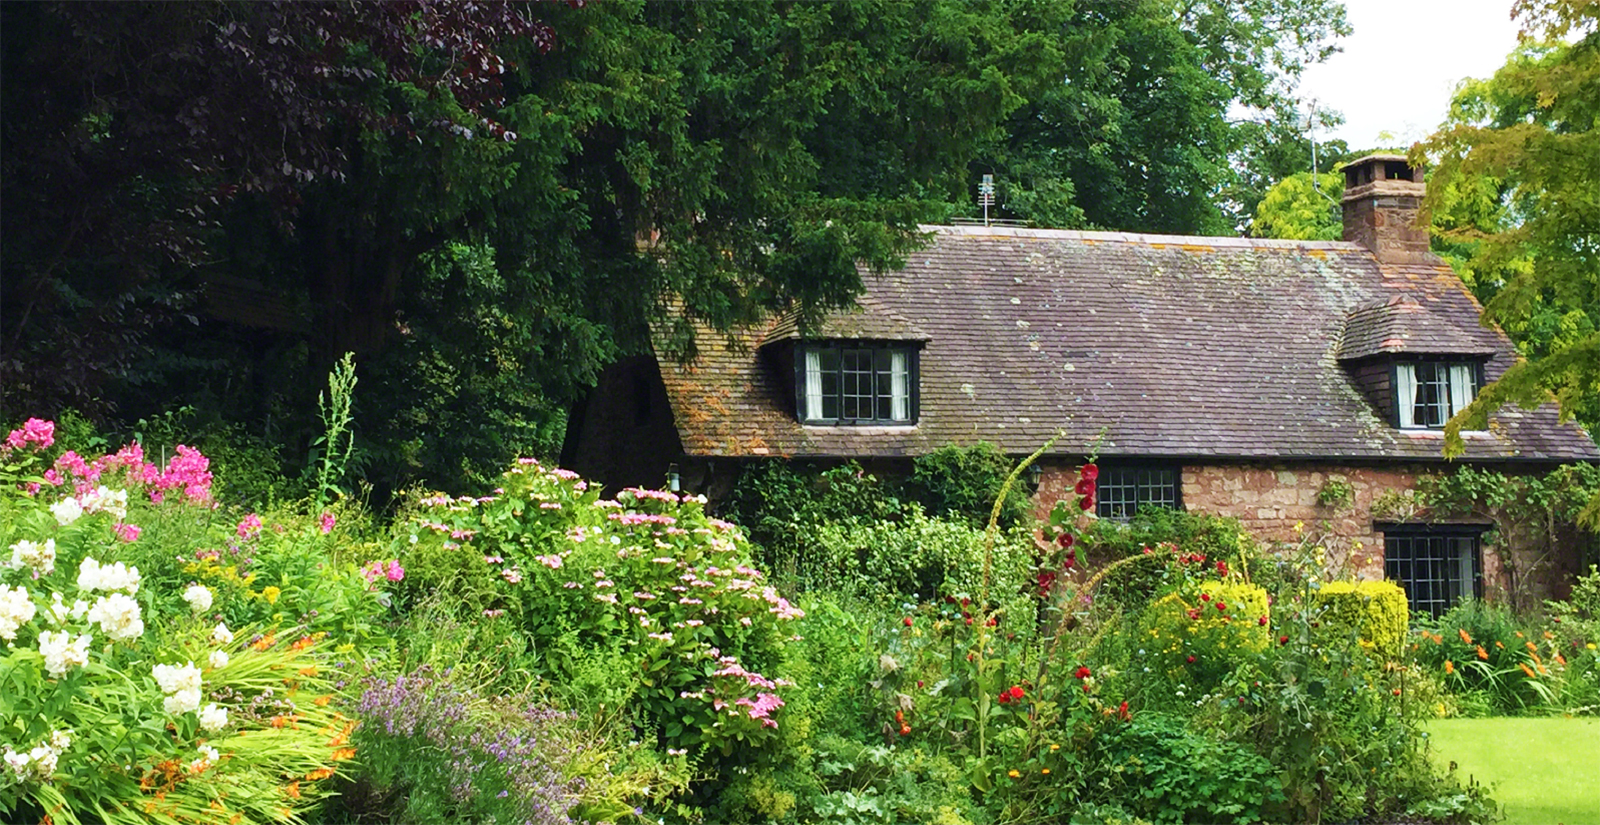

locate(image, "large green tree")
[[1418, 1, 1600, 472]]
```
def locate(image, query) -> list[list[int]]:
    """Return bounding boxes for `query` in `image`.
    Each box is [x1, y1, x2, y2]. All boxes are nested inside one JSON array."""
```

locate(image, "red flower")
[[1200, 593, 1211, 602], [1186, 655, 1196, 664], [1258, 615, 1268, 626], [965, 617, 973, 626], [1215, 560, 1228, 576], [961, 597, 971, 607], [900, 724, 911, 735], [1009, 686, 1026, 701], [1075, 478, 1096, 497], [998, 691, 1011, 704], [1074, 665, 1092, 680], [1187, 609, 1202, 621], [903, 616, 913, 627], [1057, 532, 1075, 549], [1279, 635, 1290, 646], [987, 616, 998, 627], [1117, 700, 1131, 721], [1079, 496, 1095, 511], [1080, 463, 1099, 482], [1215, 602, 1227, 611], [1142, 545, 1153, 555]]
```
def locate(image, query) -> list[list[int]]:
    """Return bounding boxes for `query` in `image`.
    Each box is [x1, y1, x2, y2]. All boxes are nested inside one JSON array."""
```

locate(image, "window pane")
[[1385, 532, 1480, 618]]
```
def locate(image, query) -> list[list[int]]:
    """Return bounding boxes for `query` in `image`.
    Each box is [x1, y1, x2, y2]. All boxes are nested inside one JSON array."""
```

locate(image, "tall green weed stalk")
[[312, 352, 358, 507]]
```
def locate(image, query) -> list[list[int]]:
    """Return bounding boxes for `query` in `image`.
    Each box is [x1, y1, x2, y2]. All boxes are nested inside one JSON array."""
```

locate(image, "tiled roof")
[[656, 225, 1598, 462], [1338, 295, 1497, 360], [763, 294, 929, 343]]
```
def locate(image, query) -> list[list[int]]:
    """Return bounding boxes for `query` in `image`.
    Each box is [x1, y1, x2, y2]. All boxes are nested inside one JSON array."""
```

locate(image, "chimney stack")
[[1342, 154, 1433, 265]]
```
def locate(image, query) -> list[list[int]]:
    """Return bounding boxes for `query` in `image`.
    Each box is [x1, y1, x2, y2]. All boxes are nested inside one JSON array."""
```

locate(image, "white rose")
[[208, 649, 229, 670], [198, 703, 228, 732], [182, 584, 213, 613], [49, 498, 83, 526]]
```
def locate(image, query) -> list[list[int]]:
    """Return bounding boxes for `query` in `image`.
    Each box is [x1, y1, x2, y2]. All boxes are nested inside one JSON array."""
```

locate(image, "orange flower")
[[1544, 631, 1555, 640], [1477, 645, 1489, 660], [299, 666, 318, 677], [314, 695, 332, 707], [1519, 663, 1537, 679], [252, 633, 276, 652], [1458, 628, 1473, 645], [1444, 660, 1455, 675], [304, 767, 336, 782], [332, 747, 357, 761], [285, 782, 301, 800], [1556, 654, 1568, 666], [290, 635, 316, 652], [1008, 769, 1021, 778], [1495, 641, 1505, 649], [1516, 631, 1525, 638], [1526, 641, 1538, 653]]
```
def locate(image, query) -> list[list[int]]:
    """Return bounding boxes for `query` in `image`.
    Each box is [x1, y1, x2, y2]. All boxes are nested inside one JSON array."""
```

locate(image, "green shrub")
[[720, 461, 908, 582], [905, 442, 1030, 529], [806, 511, 1038, 624], [1090, 713, 1283, 824], [1310, 580, 1408, 660], [1415, 599, 1554, 714]]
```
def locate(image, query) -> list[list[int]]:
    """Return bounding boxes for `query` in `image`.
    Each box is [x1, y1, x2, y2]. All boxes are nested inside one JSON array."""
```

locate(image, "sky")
[[1296, 0, 1524, 150]]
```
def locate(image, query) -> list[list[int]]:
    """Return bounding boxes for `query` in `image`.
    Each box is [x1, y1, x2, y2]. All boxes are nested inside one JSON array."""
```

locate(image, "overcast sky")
[[1296, 0, 1524, 150]]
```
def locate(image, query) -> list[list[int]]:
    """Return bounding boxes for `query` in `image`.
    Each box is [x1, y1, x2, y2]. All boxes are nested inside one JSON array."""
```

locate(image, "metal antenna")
[[979, 174, 995, 226], [1305, 101, 1337, 206]]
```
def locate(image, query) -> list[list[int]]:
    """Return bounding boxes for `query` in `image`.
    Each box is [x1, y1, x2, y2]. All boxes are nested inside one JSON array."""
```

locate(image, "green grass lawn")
[[1426, 717, 1600, 825]]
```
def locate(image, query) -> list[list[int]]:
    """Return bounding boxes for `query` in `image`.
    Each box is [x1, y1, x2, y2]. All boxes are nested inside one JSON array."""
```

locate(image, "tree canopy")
[[1, 0, 1353, 496], [1417, 2, 1600, 471]]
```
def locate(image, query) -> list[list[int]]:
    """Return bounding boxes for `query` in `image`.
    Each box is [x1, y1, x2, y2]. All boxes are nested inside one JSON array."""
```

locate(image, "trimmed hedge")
[[1311, 580, 1408, 660]]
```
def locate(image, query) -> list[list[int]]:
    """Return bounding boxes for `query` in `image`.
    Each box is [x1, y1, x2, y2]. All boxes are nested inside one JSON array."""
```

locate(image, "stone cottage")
[[562, 155, 1599, 615]]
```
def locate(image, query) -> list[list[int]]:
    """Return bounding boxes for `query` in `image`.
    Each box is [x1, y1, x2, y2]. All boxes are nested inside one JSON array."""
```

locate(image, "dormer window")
[[796, 342, 918, 425], [1395, 360, 1481, 429]]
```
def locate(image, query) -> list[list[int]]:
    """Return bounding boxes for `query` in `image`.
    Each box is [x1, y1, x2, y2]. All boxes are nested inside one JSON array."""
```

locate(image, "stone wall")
[[1033, 459, 1582, 605]]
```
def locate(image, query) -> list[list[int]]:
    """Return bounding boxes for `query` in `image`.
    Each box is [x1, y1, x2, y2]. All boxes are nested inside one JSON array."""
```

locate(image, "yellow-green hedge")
[[1142, 580, 1270, 681], [1310, 580, 1409, 660]]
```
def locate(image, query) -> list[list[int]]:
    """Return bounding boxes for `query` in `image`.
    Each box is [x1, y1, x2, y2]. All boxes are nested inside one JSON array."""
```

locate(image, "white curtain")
[[804, 350, 823, 420], [1396, 364, 1418, 428], [1452, 537, 1476, 602], [1449, 364, 1475, 418], [890, 351, 909, 421]]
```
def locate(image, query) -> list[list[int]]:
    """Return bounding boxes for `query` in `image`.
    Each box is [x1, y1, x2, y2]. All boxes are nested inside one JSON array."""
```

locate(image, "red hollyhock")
[[1074, 665, 1092, 680], [1080, 463, 1099, 482], [1074, 478, 1095, 497], [1078, 496, 1095, 511], [1057, 532, 1075, 549]]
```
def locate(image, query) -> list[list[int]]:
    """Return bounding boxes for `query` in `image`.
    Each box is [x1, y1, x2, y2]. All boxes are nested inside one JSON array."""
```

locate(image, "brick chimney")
[[1342, 154, 1433, 264]]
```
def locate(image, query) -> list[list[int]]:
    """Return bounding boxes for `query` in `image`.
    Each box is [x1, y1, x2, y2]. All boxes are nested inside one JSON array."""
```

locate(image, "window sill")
[[800, 423, 918, 431]]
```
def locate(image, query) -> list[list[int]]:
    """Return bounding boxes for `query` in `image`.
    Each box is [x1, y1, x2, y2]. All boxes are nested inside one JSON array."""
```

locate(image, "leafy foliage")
[[905, 442, 1032, 529]]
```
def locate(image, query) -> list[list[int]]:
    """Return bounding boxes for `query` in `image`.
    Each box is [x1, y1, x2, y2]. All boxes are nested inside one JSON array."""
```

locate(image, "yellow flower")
[[1041, 768, 1051, 775], [1589, 643, 1597, 650], [1049, 743, 1060, 752], [262, 586, 281, 605], [1008, 769, 1020, 778]]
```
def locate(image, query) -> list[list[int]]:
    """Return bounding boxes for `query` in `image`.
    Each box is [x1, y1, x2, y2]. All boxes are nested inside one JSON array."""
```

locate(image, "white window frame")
[[1395, 360, 1482, 430], [797, 342, 918, 425]]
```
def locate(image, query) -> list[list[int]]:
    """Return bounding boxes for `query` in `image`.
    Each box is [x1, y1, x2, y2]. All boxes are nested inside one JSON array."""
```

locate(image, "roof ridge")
[[921, 223, 1362, 251]]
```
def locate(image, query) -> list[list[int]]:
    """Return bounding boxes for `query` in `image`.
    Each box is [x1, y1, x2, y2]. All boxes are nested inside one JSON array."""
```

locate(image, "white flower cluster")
[[78, 486, 128, 520], [182, 583, 213, 613], [76, 557, 141, 593], [44, 592, 89, 626], [86, 592, 143, 641], [7, 539, 56, 577], [3, 730, 70, 783], [212, 622, 234, 644], [37, 630, 91, 678], [198, 703, 228, 732], [49, 498, 82, 526], [209, 649, 229, 670], [188, 743, 221, 773], [153, 661, 203, 714], [0, 584, 37, 641]]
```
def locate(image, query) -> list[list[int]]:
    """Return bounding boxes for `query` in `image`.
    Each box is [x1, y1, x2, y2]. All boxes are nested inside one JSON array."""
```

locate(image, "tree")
[[1249, 171, 1344, 240], [1418, 2, 1600, 488]]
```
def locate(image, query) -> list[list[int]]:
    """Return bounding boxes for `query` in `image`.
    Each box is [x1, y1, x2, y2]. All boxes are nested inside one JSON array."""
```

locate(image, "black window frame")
[[1380, 523, 1485, 619], [793, 341, 920, 426], [1390, 357, 1485, 430], [1095, 463, 1182, 521]]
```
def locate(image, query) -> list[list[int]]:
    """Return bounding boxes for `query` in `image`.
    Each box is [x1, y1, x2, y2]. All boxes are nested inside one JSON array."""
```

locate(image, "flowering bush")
[[395, 459, 801, 757], [1140, 579, 1271, 688], [0, 423, 360, 823]]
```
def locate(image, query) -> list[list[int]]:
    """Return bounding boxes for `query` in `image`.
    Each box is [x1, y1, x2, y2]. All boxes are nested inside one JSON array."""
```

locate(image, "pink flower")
[[319, 512, 336, 534], [113, 523, 142, 543], [236, 513, 263, 539], [385, 560, 404, 582], [4, 418, 55, 451]]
